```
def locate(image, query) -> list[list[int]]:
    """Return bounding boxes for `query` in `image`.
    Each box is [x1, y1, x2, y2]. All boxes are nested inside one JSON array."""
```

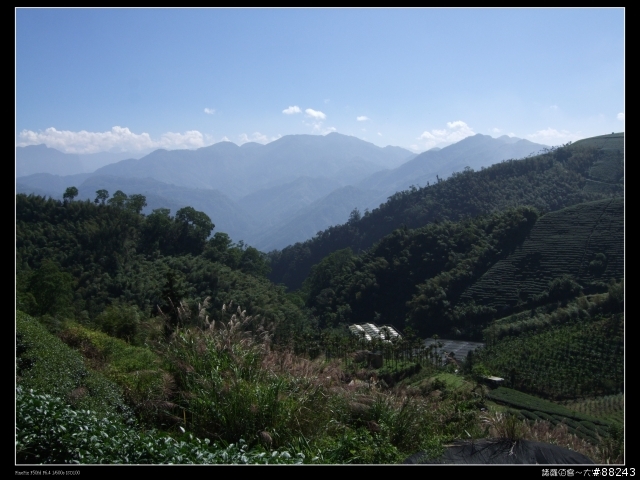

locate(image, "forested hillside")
[[16, 194, 308, 342], [303, 206, 540, 337], [300, 199, 623, 338], [269, 135, 623, 291]]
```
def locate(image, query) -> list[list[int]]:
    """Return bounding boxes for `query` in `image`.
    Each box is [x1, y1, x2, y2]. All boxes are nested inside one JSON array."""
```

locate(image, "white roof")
[[349, 323, 402, 342]]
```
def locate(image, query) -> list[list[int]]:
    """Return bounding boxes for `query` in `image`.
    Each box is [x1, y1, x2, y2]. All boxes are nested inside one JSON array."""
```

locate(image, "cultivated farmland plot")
[[487, 387, 616, 443], [460, 197, 623, 310]]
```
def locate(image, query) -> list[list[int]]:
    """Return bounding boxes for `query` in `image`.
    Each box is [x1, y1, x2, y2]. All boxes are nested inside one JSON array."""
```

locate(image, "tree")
[[140, 208, 175, 254], [27, 260, 74, 317], [175, 206, 215, 255], [547, 275, 583, 303], [63, 187, 78, 202], [107, 190, 128, 209], [95, 302, 142, 343], [94, 189, 109, 205], [159, 270, 189, 337], [126, 194, 147, 214], [348, 208, 361, 224], [239, 246, 271, 277]]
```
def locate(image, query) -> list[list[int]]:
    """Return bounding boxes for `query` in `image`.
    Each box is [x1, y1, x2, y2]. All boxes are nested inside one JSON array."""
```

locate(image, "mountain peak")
[[20, 143, 49, 151], [496, 134, 523, 144]]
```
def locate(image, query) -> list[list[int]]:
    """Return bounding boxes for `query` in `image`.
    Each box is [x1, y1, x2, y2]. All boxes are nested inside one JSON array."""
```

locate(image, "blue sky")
[[16, 8, 624, 154]]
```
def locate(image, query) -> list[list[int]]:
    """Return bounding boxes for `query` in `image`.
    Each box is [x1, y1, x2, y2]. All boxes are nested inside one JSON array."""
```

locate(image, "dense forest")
[[16, 193, 307, 342], [15, 133, 624, 464]]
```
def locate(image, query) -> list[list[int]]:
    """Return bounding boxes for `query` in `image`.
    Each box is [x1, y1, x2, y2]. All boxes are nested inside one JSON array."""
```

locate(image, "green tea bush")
[[563, 393, 624, 425], [57, 322, 170, 424], [16, 387, 305, 464], [16, 311, 129, 419]]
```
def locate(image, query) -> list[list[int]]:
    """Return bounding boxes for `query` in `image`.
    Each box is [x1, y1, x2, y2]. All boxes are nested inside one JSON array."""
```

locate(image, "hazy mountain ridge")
[[17, 172, 93, 196], [78, 175, 256, 242], [16, 144, 145, 177], [16, 132, 548, 249], [246, 134, 548, 250], [91, 133, 415, 200], [358, 134, 548, 194], [237, 176, 343, 229], [250, 185, 383, 251], [267, 133, 623, 290]]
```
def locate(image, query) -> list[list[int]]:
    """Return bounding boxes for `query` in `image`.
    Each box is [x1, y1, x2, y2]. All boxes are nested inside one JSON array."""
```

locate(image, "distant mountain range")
[[88, 132, 416, 199], [267, 132, 624, 291], [16, 144, 146, 177], [358, 134, 547, 194], [16, 132, 548, 251]]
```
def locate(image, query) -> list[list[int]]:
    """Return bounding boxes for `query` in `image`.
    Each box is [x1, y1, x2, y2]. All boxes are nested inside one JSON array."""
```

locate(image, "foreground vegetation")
[[16, 303, 624, 464], [17, 310, 483, 464]]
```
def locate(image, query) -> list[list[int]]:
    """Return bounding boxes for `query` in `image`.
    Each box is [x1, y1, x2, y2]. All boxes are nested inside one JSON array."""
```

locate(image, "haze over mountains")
[[16, 144, 147, 177], [16, 132, 548, 251]]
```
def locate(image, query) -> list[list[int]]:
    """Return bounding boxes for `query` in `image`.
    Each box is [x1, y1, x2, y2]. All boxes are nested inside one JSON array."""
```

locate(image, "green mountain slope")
[[270, 133, 624, 291], [460, 197, 624, 310]]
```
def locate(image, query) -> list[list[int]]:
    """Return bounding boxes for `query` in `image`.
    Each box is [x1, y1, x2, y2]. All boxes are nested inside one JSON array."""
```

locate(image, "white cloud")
[[220, 135, 230, 142], [157, 130, 208, 150], [377, 132, 382, 136], [526, 128, 583, 145], [17, 126, 216, 153], [237, 132, 280, 145], [446, 121, 469, 129], [282, 105, 301, 115], [357, 116, 370, 122], [302, 108, 331, 133], [617, 112, 625, 121], [361, 128, 366, 132], [492, 128, 502, 134], [418, 131, 435, 140], [305, 108, 326, 120], [550, 105, 559, 110], [204, 108, 216, 115], [417, 120, 475, 149]]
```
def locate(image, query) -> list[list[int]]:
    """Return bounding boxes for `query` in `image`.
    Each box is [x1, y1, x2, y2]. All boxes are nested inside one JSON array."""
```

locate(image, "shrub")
[[57, 322, 171, 425], [481, 411, 525, 441], [94, 302, 143, 343], [16, 387, 305, 464], [16, 311, 129, 419], [312, 427, 401, 464]]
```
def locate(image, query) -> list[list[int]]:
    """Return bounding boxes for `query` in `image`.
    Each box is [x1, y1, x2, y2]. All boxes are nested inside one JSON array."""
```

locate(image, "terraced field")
[[481, 313, 623, 398], [588, 149, 624, 184], [487, 387, 614, 443], [460, 197, 623, 309], [563, 393, 624, 426], [570, 132, 624, 151]]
